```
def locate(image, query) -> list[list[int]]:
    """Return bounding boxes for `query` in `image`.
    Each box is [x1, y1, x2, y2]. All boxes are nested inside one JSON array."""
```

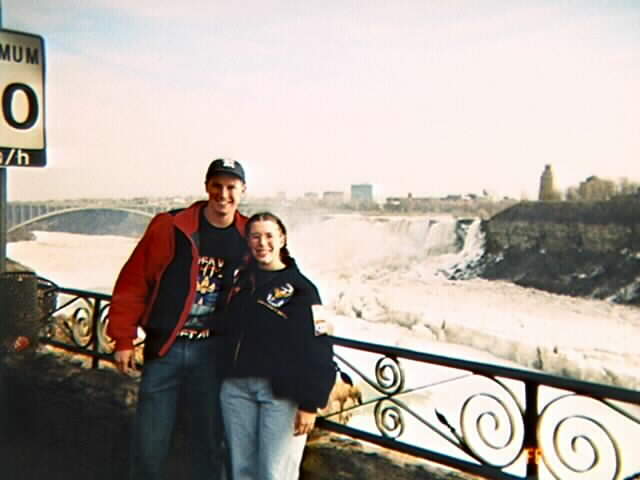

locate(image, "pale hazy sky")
[[3, 0, 639, 201]]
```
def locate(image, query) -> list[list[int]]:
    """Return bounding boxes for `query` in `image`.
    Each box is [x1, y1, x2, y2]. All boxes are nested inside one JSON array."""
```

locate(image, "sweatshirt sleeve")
[[107, 214, 172, 351], [297, 333, 336, 412], [293, 284, 336, 412]]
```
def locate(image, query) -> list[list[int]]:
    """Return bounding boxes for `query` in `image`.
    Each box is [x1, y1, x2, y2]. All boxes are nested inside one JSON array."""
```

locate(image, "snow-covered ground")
[[8, 216, 640, 478], [9, 216, 640, 389]]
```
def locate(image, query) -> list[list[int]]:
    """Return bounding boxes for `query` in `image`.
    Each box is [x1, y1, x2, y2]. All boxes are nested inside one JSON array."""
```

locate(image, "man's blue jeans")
[[131, 336, 226, 480]]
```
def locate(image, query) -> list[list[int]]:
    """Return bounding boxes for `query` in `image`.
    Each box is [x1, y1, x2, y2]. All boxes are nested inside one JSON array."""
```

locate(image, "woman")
[[219, 212, 335, 480]]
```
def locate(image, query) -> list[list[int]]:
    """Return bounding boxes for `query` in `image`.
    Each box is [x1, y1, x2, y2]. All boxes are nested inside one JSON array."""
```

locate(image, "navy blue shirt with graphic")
[[183, 211, 246, 330]]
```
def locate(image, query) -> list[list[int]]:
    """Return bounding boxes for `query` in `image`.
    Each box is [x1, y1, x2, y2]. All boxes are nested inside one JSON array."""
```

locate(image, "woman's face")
[[248, 219, 286, 270]]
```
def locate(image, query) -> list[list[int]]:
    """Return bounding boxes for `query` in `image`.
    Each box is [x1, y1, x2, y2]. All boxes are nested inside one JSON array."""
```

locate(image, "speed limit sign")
[[0, 29, 46, 167]]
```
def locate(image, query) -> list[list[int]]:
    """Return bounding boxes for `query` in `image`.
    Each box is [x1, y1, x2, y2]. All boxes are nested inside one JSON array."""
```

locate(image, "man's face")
[[205, 174, 245, 217]]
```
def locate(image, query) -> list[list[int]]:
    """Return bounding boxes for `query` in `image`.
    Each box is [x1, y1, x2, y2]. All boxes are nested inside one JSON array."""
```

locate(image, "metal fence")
[[36, 280, 640, 480]]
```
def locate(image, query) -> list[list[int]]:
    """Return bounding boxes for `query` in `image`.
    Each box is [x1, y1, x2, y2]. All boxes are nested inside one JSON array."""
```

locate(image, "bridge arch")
[[8, 206, 155, 237]]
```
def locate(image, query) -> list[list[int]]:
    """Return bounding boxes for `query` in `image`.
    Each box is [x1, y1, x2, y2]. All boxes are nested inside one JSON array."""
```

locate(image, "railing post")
[[91, 298, 102, 369], [523, 382, 540, 479], [0, 0, 5, 275], [0, 271, 39, 352]]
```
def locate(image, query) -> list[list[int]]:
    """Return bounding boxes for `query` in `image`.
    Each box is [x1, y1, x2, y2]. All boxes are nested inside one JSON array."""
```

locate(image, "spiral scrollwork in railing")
[[69, 298, 95, 348], [458, 378, 524, 467], [34, 280, 640, 480], [96, 303, 114, 353], [375, 355, 404, 395], [374, 398, 405, 438], [539, 394, 624, 480]]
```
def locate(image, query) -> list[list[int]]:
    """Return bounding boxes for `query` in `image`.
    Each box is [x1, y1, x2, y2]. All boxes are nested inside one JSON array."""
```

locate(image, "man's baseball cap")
[[206, 158, 246, 183]]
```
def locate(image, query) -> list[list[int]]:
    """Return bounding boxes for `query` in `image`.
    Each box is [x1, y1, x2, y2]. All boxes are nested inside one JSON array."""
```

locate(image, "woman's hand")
[[311, 305, 334, 335], [294, 410, 317, 436]]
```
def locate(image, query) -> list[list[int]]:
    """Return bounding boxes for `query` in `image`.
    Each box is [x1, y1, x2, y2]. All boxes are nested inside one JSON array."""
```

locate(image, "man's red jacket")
[[106, 201, 247, 357]]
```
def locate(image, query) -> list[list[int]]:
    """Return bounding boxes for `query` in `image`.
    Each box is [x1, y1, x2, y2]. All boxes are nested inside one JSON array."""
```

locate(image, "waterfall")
[[291, 214, 474, 277], [459, 218, 484, 260], [382, 216, 465, 256], [439, 218, 486, 279], [424, 219, 458, 255]]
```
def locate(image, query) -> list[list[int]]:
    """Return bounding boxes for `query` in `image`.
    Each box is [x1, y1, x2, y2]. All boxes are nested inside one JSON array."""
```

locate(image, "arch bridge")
[[7, 206, 157, 237], [6, 202, 165, 231]]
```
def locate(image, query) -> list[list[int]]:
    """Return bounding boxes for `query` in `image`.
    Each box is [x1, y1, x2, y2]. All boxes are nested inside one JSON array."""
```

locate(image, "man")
[[107, 158, 248, 480]]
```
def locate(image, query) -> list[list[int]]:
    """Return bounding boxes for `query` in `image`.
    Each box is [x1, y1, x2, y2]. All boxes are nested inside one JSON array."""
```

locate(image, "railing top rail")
[[55, 285, 112, 301], [43, 283, 640, 405], [331, 336, 640, 404]]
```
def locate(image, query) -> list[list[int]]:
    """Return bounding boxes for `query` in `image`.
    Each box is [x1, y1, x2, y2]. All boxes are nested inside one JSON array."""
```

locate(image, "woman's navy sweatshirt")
[[219, 260, 335, 412]]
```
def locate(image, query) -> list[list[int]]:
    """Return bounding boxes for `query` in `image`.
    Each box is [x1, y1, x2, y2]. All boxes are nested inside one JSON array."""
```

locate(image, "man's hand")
[[294, 410, 317, 436], [114, 349, 136, 375]]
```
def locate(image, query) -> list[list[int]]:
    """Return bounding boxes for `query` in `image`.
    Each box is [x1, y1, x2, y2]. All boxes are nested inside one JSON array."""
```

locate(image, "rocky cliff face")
[[485, 198, 640, 254], [487, 220, 640, 253], [476, 199, 640, 304]]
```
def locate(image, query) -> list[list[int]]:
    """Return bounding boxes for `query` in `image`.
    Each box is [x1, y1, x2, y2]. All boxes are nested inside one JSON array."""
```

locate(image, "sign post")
[[0, 0, 6, 274], [0, 1, 47, 272]]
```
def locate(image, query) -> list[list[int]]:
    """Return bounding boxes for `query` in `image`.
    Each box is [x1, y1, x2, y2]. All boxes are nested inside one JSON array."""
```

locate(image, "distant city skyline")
[[5, 182, 503, 205], [2, 0, 639, 202]]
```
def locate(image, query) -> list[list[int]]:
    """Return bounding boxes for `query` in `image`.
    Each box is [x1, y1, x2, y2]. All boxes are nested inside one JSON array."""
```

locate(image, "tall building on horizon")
[[351, 184, 374, 206], [539, 164, 557, 201]]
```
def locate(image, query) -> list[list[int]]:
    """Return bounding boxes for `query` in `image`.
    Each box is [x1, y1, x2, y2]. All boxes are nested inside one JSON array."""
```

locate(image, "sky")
[[1, 0, 639, 202]]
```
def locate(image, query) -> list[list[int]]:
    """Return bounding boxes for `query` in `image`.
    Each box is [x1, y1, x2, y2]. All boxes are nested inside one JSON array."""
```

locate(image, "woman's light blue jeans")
[[220, 377, 307, 480]]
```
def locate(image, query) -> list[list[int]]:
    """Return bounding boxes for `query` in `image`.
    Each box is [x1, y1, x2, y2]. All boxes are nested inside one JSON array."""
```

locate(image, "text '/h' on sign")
[[0, 148, 31, 166], [0, 29, 46, 168]]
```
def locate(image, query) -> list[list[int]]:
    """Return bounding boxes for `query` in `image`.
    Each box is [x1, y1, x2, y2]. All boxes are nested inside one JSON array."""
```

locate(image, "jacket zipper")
[[232, 277, 256, 367], [233, 334, 244, 366]]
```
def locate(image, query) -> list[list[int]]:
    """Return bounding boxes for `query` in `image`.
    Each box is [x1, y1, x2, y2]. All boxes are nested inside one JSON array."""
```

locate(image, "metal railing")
[[36, 281, 640, 480], [37, 280, 120, 369]]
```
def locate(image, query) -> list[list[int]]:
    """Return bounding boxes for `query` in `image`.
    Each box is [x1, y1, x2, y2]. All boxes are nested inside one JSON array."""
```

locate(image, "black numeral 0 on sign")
[[2, 82, 39, 130]]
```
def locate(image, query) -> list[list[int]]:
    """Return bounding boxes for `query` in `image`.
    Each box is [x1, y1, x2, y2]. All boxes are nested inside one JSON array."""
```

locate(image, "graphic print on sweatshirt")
[[186, 256, 225, 327], [266, 283, 295, 308]]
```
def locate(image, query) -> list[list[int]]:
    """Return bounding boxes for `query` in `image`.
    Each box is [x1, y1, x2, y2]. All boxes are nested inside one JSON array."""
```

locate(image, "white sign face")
[[0, 29, 46, 167]]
